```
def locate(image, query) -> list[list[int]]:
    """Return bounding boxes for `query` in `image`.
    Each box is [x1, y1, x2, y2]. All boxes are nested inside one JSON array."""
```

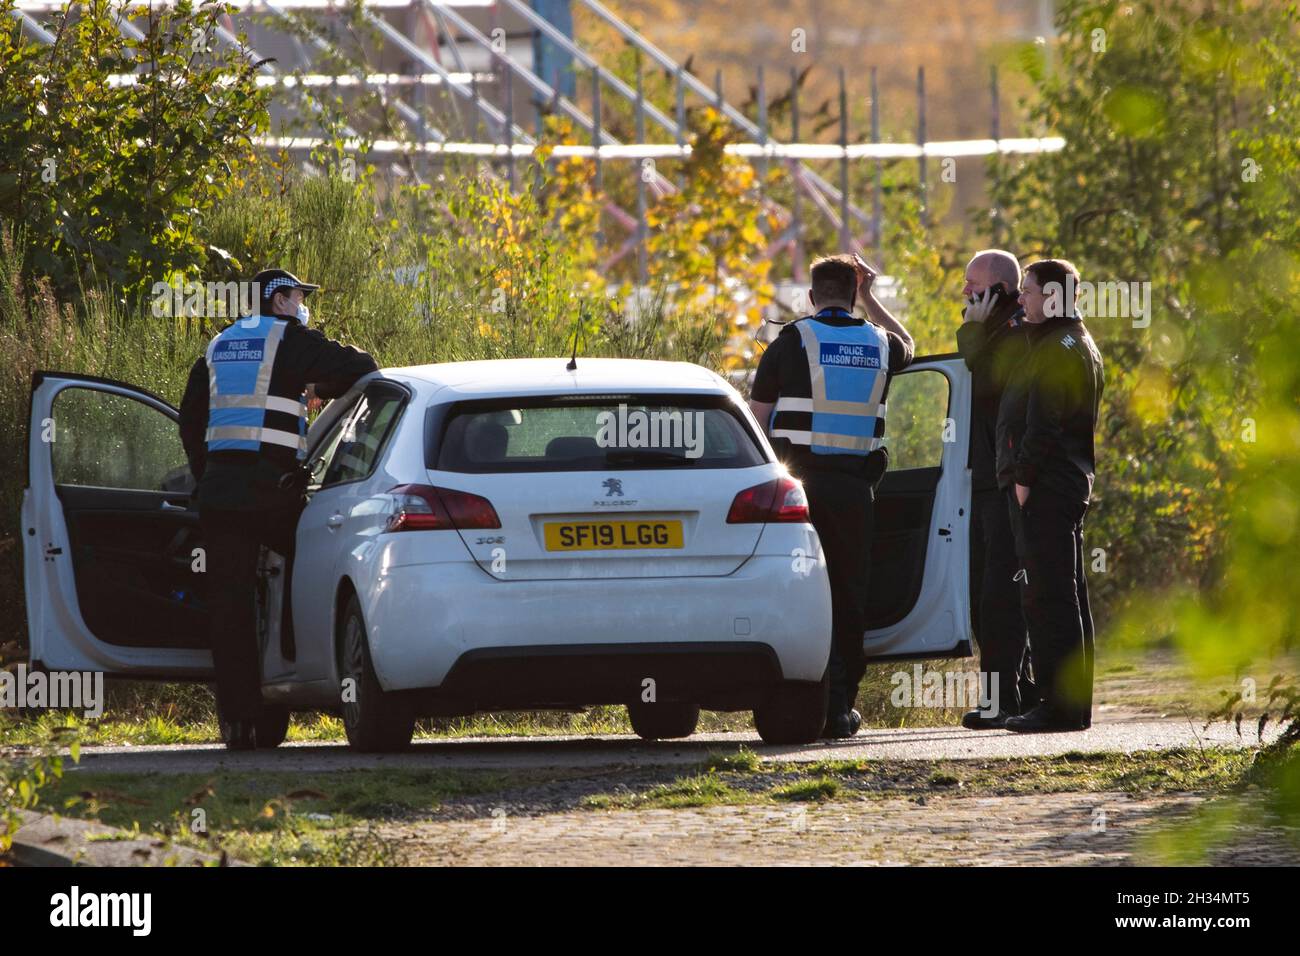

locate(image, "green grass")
[[636, 774, 747, 809], [14, 747, 1271, 865], [771, 777, 839, 802], [580, 748, 1255, 813], [755, 748, 1247, 801], [37, 767, 548, 866], [583, 773, 747, 810], [701, 747, 762, 774]]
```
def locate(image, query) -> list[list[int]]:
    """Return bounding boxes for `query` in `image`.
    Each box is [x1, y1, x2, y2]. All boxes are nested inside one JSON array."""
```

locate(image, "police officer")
[[749, 254, 914, 738], [955, 249, 1038, 728], [995, 259, 1103, 733], [178, 269, 378, 750]]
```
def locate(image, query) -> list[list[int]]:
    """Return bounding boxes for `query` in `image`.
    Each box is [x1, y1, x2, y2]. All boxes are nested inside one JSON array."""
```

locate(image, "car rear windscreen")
[[433, 393, 768, 473]]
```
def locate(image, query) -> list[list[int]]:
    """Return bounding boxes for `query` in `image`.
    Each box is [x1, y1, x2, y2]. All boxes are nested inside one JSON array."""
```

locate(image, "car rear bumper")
[[361, 553, 832, 701], [425, 641, 785, 712]]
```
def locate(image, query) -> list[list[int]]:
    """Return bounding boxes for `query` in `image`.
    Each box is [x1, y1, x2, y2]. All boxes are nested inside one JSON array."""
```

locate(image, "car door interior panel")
[[57, 485, 209, 649], [864, 465, 941, 629]]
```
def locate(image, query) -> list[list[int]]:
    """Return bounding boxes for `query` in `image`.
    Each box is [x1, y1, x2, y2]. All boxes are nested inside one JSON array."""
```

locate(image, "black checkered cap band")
[[263, 277, 297, 295]]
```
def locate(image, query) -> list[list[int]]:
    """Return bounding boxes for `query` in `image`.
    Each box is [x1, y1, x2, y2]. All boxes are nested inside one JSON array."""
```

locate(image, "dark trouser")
[[199, 507, 298, 724], [1007, 487, 1094, 723], [971, 488, 1037, 716], [801, 468, 874, 718]]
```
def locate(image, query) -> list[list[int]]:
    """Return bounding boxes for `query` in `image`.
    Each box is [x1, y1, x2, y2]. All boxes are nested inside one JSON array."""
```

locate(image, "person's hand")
[[851, 253, 879, 296], [305, 384, 323, 414], [964, 287, 1000, 324], [1015, 483, 1031, 507]]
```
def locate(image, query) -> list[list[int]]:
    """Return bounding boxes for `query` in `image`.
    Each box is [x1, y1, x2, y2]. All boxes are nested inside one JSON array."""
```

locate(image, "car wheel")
[[339, 593, 414, 753], [216, 702, 291, 749], [753, 677, 829, 745], [627, 699, 701, 740]]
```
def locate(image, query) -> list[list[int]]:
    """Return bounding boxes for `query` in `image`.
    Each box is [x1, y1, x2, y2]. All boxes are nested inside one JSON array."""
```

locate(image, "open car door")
[[862, 354, 973, 660], [22, 372, 214, 679]]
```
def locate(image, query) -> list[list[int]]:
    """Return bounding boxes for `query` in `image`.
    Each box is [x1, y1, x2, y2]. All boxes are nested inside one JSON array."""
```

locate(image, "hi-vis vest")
[[769, 311, 890, 456], [204, 315, 307, 459]]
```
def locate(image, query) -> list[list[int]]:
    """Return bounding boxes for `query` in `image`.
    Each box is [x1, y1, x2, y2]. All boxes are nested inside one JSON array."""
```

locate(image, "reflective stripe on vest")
[[769, 316, 889, 455], [204, 315, 308, 458]]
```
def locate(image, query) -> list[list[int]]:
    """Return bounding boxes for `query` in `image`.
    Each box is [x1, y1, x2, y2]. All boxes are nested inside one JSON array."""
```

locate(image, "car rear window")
[[433, 393, 768, 473]]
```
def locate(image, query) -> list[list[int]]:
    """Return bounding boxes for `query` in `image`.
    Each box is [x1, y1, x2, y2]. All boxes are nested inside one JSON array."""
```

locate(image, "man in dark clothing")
[[995, 259, 1104, 733], [954, 250, 1037, 729], [749, 254, 914, 738], [178, 269, 378, 749]]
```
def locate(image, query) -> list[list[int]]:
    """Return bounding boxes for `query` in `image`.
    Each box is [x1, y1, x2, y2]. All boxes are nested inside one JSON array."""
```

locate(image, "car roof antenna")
[[566, 304, 586, 371]]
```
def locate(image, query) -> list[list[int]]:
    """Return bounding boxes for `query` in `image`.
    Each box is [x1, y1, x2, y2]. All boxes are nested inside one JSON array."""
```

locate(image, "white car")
[[21, 355, 974, 749]]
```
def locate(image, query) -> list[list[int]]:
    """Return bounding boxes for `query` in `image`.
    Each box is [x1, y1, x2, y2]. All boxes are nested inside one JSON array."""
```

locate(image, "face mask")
[[296, 302, 310, 326]]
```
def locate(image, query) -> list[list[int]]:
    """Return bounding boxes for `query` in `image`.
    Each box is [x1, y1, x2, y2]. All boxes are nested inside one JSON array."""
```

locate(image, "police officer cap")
[[254, 268, 320, 309]]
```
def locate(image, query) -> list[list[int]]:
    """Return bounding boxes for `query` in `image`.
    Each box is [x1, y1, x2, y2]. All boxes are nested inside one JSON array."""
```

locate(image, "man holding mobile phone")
[[956, 250, 1037, 728]]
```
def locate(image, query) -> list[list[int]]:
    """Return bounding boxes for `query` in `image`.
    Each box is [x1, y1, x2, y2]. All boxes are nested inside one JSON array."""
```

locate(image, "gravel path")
[[58, 717, 1277, 775]]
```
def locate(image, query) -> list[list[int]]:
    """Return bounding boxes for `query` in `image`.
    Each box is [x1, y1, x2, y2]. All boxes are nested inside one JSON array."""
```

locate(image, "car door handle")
[[161, 499, 188, 512], [326, 513, 345, 530]]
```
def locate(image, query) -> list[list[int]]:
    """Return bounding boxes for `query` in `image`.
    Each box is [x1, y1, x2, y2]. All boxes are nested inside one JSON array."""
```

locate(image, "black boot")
[[822, 708, 862, 739], [961, 709, 1007, 730], [821, 678, 861, 739], [224, 719, 258, 751], [1003, 704, 1087, 734]]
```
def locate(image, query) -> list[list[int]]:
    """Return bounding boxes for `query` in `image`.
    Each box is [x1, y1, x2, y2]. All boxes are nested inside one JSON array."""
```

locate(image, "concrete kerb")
[[6, 809, 239, 867]]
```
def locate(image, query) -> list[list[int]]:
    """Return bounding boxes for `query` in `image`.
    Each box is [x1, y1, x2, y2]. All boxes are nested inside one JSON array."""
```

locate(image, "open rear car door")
[[862, 354, 973, 660]]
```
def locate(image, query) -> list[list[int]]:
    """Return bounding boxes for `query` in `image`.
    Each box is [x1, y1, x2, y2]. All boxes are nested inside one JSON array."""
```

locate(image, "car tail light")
[[726, 477, 810, 524], [385, 484, 501, 532]]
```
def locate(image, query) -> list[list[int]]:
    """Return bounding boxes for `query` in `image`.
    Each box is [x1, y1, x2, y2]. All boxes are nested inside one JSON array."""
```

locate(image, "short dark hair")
[[809, 254, 858, 306], [1025, 258, 1080, 296]]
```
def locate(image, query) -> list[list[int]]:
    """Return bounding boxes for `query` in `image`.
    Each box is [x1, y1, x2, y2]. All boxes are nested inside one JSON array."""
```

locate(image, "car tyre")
[[753, 676, 829, 745], [339, 593, 415, 753], [627, 699, 700, 740]]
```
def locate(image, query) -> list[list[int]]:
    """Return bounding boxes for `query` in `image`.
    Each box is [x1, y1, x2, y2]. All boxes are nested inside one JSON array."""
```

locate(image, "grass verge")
[[13, 746, 1277, 865]]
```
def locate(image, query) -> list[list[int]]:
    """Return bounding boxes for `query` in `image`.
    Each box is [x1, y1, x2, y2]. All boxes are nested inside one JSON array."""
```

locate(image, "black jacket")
[[178, 315, 378, 510], [955, 292, 1028, 492], [995, 314, 1104, 502]]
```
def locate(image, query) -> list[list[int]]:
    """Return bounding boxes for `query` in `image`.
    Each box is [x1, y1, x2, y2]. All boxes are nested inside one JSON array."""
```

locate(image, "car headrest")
[[464, 420, 509, 462], [545, 436, 601, 460]]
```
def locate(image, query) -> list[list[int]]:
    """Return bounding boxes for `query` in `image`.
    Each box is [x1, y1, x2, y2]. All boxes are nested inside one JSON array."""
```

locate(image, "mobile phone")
[[969, 281, 1007, 305]]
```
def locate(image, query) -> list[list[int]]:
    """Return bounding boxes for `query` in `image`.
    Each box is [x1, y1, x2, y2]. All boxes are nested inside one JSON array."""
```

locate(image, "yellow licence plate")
[[544, 519, 684, 551]]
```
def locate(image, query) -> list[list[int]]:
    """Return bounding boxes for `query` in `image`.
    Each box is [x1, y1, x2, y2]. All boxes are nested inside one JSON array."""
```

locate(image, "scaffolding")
[[11, 0, 1064, 277]]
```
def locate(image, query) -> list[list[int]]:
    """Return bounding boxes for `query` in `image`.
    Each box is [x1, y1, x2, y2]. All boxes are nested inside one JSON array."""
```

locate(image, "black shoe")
[[821, 709, 862, 739], [1003, 704, 1087, 734], [225, 720, 258, 751], [961, 709, 1008, 730]]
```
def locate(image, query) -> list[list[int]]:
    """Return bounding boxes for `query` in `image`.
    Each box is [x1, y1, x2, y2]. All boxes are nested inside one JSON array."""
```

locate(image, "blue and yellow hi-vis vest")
[[769, 310, 890, 456], [204, 314, 307, 459]]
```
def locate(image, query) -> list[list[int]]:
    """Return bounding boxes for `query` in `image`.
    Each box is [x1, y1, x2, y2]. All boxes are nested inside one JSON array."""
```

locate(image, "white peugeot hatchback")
[[22, 355, 974, 750]]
